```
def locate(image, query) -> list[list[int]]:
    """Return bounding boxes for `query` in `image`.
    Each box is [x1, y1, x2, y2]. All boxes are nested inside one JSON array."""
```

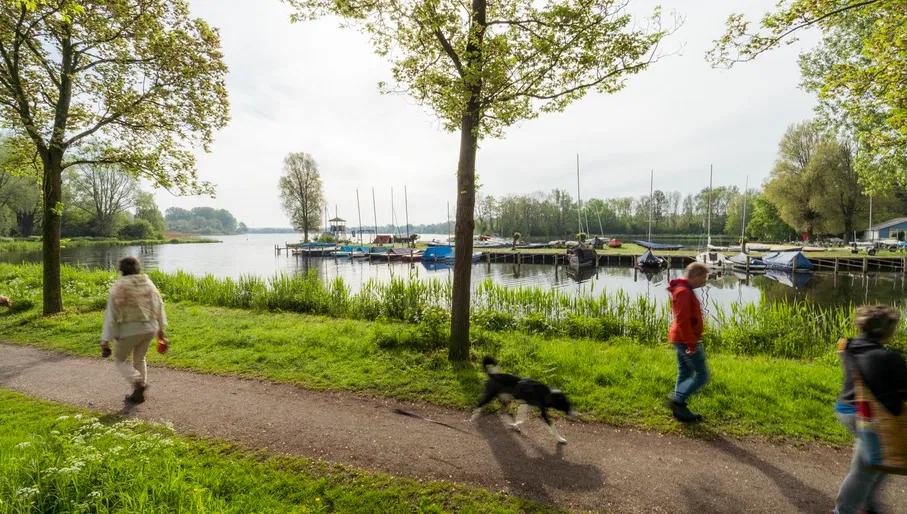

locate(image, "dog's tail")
[[482, 356, 500, 374]]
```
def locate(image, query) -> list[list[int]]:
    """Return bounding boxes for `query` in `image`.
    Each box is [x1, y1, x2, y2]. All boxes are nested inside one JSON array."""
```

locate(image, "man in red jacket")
[[666, 262, 710, 423]]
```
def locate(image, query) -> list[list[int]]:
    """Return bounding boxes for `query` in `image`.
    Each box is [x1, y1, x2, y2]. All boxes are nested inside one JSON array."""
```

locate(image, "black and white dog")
[[470, 357, 576, 444]]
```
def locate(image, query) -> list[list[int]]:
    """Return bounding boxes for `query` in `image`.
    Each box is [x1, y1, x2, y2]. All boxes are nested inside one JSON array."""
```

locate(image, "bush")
[[119, 219, 158, 240]]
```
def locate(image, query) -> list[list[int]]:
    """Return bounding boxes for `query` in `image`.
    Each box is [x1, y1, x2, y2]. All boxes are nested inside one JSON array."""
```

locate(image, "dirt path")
[[1, 343, 903, 513]]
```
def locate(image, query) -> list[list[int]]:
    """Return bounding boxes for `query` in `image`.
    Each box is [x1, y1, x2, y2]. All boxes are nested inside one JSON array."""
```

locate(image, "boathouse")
[[328, 217, 347, 240], [864, 217, 907, 241]]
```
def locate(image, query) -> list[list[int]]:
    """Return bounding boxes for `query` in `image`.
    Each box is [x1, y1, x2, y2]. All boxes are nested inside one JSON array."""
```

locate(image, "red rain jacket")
[[667, 278, 703, 352]]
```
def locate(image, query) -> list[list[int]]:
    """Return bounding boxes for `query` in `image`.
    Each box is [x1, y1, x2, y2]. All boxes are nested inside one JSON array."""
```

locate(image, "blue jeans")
[[834, 412, 885, 514], [673, 343, 709, 404]]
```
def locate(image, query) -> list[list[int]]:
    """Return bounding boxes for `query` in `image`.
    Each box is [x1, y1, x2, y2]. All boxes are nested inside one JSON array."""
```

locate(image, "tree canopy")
[[709, 0, 906, 189], [287, 0, 675, 360], [278, 152, 324, 243], [0, 0, 229, 313]]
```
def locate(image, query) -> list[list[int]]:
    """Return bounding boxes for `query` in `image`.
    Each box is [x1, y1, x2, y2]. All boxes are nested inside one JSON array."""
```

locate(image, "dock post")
[[834, 258, 839, 273], [746, 255, 750, 274], [863, 257, 868, 274]]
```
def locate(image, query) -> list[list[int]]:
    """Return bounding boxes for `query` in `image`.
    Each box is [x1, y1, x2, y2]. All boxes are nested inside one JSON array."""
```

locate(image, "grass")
[[4, 262, 901, 361], [0, 301, 851, 444], [0, 237, 218, 252], [0, 389, 549, 513]]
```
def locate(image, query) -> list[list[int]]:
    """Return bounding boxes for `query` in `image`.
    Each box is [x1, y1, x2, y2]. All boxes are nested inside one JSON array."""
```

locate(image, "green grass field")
[[0, 389, 549, 513], [0, 302, 850, 444]]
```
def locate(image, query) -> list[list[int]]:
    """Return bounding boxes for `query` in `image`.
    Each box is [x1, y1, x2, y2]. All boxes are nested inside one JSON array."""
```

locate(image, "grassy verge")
[[0, 390, 548, 513], [0, 237, 218, 252], [0, 302, 849, 444]]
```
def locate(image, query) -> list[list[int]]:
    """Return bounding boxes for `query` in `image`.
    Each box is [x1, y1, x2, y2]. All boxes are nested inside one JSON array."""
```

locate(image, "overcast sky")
[[154, 1, 819, 227]]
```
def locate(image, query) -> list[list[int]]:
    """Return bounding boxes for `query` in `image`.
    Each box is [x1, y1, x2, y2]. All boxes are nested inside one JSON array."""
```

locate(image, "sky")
[[153, 0, 820, 228]]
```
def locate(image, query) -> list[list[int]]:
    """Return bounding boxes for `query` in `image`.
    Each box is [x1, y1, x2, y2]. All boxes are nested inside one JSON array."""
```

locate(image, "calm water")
[[2, 233, 905, 310]]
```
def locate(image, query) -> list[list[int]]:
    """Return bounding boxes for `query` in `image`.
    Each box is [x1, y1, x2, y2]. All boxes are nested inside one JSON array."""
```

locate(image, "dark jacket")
[[838, 336, 907, 416], [667, 278, 703, 351]]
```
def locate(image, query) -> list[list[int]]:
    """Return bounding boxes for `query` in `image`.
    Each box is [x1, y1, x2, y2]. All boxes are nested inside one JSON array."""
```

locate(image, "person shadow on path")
[[474, 414, 604, 505], [0, 350, 68, 382], [704, 436, 833, 512]]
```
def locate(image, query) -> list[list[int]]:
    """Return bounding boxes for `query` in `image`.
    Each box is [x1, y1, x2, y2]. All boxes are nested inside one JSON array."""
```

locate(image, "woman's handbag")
[[848, 345, 907, 475]]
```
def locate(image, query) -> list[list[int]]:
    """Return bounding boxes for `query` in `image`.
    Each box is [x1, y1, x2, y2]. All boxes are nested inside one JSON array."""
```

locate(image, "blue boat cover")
[[633, 240, 683, 251], [422, 245, 454, 262], [761, 251, 814, 271]]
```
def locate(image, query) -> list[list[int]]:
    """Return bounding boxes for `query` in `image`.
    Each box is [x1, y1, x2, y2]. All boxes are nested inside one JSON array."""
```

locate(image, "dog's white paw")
[[508, 422, 522, 432], [469, 409, 482, 422], [556, 435, 567, 444]]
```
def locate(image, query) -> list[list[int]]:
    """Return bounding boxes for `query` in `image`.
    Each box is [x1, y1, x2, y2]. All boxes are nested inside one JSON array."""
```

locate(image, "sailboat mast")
[[404, 185, 410, 242], [707, 164, 713, 247], [447, 202, 451, 244], [391, 187, 399, 239], [356, 188, 363, 244], [869, 195, 873, 242], [576, 154, 582, 236], [371, 187, 378, 244], [647, 170, 654, 242], [741, 175, 749, 240]]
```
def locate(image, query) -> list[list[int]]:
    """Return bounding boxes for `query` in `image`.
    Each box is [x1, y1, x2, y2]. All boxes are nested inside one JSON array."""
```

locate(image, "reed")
[[1, 262, 902, 360]]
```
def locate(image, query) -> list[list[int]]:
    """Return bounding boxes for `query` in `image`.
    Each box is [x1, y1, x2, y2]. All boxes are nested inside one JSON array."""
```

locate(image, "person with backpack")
[[834, 305, 907, 514], [666, 262, 710, 423], [100, 256, 168, 404]]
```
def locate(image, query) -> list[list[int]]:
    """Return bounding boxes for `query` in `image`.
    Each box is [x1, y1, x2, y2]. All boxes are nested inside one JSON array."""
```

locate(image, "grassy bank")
[[0, 237, 218, 252], [0, 299, 849, 444], [2, 262, 900, 361], [0, 390, 546, 513]]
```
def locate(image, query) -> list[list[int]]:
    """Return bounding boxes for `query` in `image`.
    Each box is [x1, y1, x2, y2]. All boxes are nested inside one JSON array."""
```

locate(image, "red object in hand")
[[157, 337, 169, 354]]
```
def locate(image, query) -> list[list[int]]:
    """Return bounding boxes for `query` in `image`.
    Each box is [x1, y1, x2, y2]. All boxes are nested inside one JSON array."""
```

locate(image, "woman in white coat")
[[100, 256, 167, 404]]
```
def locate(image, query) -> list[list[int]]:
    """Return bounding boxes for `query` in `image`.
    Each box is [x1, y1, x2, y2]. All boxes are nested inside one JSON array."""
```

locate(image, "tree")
[[709, 0, 907, 188], [288, 0, 672, 360], [134, 192, 165, 237], [0, 0, 229, 314], [119, 218, 155, 239], [0, 137, 42, 236], [746, 194, 795, 242], [69, 166, 136, 237], [764, 122, 824, 239], [807, 138, 864, 241], [278, 152, 323, 242], [723, 189, 755, 238]]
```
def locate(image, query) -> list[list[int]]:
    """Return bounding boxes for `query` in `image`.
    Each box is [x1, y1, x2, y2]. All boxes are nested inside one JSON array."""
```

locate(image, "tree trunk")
[[448, 0, 486, 361], [42, 151, 64, 314], [15, 209, 36, 237], [449, 109, 479, 361]]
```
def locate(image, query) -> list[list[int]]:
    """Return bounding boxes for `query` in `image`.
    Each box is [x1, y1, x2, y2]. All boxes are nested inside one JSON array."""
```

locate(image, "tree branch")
[[720, 0, 882, 65]]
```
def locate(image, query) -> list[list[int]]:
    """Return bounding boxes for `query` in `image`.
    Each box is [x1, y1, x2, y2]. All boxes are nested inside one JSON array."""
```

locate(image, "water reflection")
[[1, 233, 904, 311]]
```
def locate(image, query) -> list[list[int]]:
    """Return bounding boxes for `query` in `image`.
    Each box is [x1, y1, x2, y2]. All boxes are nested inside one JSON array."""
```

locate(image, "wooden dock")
[[275, 245, 907, 274]]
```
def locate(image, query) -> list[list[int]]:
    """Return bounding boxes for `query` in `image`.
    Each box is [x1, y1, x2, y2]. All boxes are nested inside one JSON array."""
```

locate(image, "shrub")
[[118, 219, 158, 240]]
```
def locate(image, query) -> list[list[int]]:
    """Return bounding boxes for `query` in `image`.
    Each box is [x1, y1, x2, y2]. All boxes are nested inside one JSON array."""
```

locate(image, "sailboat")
[[568, 155, 597, 270], [695, 165, 731, 268], [636, 170, 668, 270], [728, 176, 767, 273]]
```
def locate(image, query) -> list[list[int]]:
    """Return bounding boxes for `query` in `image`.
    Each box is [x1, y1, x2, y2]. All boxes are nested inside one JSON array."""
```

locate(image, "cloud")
[[154, 0, 818, 227]]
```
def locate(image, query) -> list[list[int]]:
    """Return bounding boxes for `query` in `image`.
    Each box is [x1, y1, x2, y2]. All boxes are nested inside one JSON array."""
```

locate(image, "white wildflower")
[[15, 442, 31, 449], [16, 486, 39, 499]]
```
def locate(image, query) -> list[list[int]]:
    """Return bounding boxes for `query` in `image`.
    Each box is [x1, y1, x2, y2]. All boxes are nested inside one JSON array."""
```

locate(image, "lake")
[[1, 233, 904, 310]]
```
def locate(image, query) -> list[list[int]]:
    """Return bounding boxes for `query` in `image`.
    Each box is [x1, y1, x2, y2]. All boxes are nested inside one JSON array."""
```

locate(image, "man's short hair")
[[685, 262, 709, 279], [854, 305, 900, 341]]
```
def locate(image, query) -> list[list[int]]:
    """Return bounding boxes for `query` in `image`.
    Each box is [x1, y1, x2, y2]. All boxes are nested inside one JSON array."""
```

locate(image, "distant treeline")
[[165, 207, 247, 236]]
